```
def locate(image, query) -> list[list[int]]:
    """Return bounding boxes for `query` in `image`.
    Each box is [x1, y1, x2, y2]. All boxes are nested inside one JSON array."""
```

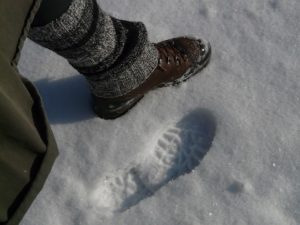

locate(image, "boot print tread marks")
[[89, 109, 216, 214]]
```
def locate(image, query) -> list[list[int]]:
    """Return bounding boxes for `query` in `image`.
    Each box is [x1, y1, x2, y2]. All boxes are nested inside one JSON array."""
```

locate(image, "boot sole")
[[93, 94, 144, 120]]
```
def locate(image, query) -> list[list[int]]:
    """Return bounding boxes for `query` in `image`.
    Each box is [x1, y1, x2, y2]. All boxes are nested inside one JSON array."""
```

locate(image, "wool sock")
[[29, 0, 159, 98]]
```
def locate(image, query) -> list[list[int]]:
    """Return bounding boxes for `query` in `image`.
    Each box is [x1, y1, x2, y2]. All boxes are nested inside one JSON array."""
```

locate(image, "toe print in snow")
[[90, 109, 216, 214]]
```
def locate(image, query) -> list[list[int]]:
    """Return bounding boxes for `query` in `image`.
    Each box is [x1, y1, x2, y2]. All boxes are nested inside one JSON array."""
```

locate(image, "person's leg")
[[28, 0, 211, 119], [0, 0, 59, 224], [29, 0, 159, 98]]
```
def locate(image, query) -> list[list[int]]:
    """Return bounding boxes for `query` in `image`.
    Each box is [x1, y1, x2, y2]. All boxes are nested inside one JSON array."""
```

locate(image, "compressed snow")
[[18, 0, 300, 224]]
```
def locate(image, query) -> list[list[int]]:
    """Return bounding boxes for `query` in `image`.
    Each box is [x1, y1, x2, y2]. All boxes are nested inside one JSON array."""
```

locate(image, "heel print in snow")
[[89, 168, 151, 215], [90, 109, 216, 214]]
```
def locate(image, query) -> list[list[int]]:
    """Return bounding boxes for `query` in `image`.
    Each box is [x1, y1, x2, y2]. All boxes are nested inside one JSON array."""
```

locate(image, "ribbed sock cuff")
[[84, 20, 159, 98]]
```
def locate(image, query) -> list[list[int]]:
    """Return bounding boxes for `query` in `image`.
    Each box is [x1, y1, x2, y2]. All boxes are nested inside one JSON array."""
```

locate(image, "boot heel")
[[93, 95, 144, 119]]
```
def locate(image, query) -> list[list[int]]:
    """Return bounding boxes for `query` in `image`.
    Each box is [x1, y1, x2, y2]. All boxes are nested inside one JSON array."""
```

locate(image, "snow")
[[18, 0, 300, 224]]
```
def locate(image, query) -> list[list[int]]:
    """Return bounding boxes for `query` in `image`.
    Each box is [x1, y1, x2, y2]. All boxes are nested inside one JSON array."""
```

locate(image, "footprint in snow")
[[89, 109, 216, 214]]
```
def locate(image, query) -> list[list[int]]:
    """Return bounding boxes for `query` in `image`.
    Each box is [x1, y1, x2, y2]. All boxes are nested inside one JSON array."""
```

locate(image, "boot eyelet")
[[175, 57, 180, 65], [159, 58, 163, 65], [167, 57, 171, 64], [183, 54, 188, 60]]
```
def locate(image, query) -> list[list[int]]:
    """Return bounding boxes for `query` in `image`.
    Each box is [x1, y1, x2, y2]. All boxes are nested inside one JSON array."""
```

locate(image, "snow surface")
[[18, 0, 300, 224]]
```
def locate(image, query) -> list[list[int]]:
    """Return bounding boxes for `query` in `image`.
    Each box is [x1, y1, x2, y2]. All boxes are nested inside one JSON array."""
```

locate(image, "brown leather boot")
[[93, 36, 211, 119]]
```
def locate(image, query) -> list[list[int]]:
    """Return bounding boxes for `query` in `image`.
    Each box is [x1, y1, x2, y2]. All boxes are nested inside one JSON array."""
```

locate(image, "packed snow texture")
[[18, 0, 300, 224]]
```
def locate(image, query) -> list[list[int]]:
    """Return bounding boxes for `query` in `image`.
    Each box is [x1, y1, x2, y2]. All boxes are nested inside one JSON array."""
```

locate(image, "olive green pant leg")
[[0, 0, 59, 224]]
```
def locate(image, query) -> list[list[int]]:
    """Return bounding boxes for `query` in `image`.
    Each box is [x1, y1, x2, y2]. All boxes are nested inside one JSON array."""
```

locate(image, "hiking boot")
[[93, 36, 211, 119]]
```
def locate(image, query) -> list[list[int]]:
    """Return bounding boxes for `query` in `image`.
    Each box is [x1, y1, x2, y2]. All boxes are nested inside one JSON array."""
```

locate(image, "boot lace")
[[155, 41, 189, 72]]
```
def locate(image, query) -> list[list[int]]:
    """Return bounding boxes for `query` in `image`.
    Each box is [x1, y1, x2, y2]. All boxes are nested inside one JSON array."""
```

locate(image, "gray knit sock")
[[29, 0, 159, 98]]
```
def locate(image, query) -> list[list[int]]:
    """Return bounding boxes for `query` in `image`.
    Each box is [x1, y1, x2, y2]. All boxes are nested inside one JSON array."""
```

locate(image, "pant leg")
[[0, 0, 59, 224]]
